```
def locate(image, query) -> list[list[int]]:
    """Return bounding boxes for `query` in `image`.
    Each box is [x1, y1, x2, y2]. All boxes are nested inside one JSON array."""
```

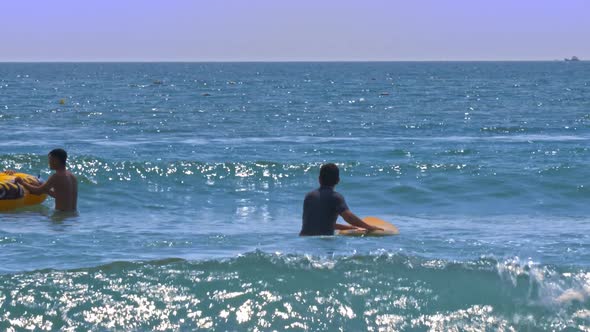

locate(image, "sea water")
[[1, 62, 589, 330]]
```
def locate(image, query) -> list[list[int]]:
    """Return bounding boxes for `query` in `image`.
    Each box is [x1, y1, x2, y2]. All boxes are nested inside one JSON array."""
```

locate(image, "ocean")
[[1, 62, 589, 330]]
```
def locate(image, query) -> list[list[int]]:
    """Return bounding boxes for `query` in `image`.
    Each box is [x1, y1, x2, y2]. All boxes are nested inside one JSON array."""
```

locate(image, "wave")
[[0, 252, 587, 331], [2, 133, 589, 149], [3, 154, 590, 216], [2, 154, 590, 199], [2, 154, 586, 182]]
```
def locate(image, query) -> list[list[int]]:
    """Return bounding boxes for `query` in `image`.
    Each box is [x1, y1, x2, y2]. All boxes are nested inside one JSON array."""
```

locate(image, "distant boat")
[[564, 56, 580, 62]]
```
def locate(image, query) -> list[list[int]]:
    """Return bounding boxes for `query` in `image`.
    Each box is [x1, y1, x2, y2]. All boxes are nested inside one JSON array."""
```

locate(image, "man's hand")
[[14, 177, 24, 185], [341, 210, 384, 232]]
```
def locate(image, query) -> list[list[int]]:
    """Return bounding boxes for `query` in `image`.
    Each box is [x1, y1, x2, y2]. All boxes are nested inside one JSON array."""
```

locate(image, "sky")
[[0, 0, 588, 61]]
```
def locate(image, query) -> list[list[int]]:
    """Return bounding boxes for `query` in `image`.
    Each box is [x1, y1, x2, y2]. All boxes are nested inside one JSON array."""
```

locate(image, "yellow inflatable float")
[[0, 172, 47, 211]]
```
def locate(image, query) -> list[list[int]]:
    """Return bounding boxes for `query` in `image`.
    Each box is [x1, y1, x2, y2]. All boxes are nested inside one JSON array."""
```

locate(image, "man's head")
[[319, 163, 340, 187], [48, 148, 67, 170]]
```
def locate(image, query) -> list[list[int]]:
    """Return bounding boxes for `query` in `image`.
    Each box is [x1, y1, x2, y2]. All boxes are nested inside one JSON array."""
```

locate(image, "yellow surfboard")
[[337, 216, 399, 237]]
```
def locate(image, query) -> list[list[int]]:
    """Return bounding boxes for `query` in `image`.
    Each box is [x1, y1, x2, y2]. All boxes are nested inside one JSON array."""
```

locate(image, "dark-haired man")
[[300, 163, 381, 236], [14, 149, 78, 212]]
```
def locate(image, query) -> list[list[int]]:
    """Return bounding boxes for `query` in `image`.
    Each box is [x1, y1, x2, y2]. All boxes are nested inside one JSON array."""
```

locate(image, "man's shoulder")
[[51, 171, 77, 182], [304, 189, 320, 199], [305, 188, 346, 201], [332, 190, 345, 199]]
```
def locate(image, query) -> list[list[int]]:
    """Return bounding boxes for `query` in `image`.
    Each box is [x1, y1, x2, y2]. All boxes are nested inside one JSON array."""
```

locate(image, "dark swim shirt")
[[300, 186, 349, 236]]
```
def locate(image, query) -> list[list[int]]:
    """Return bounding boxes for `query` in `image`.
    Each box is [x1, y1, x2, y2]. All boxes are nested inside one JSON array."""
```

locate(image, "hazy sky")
[[0, 0, 588, 61]]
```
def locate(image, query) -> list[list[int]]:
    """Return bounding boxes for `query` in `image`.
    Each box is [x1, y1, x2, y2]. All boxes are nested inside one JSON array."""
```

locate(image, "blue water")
[[1, 62, 590, 330]]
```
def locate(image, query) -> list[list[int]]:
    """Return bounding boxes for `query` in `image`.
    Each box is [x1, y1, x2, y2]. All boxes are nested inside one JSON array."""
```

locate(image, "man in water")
[[300, 163, 382, 236], [12, 149, 78, 212]]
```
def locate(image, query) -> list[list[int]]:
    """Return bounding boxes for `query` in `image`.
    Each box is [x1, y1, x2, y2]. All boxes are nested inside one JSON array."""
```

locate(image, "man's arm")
[[15, 175, 54, 195], [334, 223, 361, 231], [340, 210, 382, 231]]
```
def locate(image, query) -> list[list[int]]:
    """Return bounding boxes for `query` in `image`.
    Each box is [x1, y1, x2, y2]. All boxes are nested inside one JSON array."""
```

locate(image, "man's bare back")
[[46, 170, 78, 212]]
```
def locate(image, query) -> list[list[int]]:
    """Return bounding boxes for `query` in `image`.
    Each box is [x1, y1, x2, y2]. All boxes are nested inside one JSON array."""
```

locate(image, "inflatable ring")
[[0, 172, 47, 211], [0, 177, 24, 211]]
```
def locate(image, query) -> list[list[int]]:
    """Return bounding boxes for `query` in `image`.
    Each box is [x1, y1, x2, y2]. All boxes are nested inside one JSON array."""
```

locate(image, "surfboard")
[[337, 216, 399, 237]]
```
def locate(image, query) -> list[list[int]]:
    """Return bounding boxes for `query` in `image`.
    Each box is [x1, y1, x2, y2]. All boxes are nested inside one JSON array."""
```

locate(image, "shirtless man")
[[13, 149, 78, 212]]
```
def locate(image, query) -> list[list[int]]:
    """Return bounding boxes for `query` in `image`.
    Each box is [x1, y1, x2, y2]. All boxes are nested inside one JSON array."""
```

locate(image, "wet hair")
[[49, 148, 67, 166], [319, 163, 340, 186]]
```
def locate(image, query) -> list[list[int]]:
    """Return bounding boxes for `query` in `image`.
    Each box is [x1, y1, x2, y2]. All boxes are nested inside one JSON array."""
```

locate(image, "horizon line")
[[0, 59, 584, 64]]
